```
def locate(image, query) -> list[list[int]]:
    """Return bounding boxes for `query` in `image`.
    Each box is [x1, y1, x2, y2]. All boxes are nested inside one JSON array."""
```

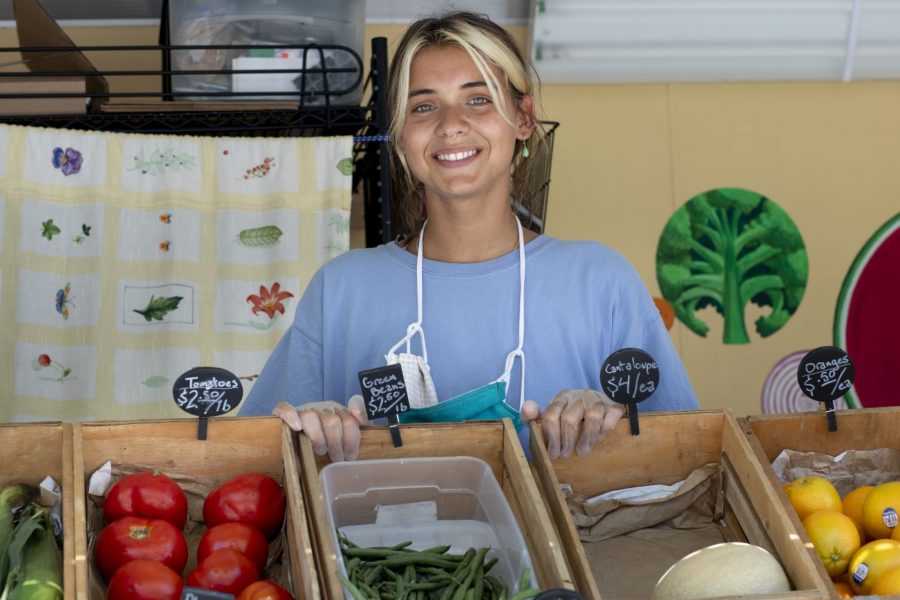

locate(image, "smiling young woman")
[[243, 12, 699, 463]]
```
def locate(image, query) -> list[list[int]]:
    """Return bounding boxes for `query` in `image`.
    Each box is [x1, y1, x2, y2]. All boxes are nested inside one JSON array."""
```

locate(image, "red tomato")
[[203, 473, 286, 539], [95, 516, 188, 582], [237, 580, 293, 600], [198, 522, 268, 573], [107, 559, 184, 600], [186, 548, 259, 596], [104, 471, 188, 529]]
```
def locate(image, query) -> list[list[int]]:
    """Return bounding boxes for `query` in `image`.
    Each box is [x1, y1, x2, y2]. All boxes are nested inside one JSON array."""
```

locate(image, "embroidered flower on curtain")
[[247, 283, 294, 319], [52, 147, 83, 176]]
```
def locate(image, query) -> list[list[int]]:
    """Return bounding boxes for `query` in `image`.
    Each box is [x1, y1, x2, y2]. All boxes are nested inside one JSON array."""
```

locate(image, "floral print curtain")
[[0, 125, 352, 422]]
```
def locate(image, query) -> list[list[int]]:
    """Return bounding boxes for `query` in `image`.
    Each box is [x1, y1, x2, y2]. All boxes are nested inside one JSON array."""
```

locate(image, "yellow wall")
[[6, 22, 895, 418]]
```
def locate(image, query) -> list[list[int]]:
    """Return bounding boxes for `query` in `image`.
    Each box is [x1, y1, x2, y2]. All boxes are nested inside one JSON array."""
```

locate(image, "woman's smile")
[[434, 147, 481, 166]]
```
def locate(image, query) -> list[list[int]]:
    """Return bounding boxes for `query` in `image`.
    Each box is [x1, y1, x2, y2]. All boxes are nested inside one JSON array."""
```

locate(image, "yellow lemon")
[[872, 565, 900, 595], [861, 481, 900, 540], [843, 485, 874, 543], [803, 510, 861, 577], [783, 476, 842, 521], [848, 539, 900, 595]]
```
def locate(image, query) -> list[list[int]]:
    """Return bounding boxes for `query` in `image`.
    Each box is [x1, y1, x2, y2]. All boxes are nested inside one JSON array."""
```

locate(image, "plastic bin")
[[168, 0, 365, 105], [320, 456, 537, 596], [298, 420, 574, 600]]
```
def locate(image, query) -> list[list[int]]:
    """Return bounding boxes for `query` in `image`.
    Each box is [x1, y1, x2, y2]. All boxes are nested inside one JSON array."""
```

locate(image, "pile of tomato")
[[96, 470, 292, 600]]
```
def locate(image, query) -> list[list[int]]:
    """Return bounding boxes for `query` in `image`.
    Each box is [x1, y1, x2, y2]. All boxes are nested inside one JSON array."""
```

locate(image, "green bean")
[[472, 561, 484, 600], [508, 589, 540, 600], [483, 557, 498, 574], [518, 568, 532, 591], [337, 570, 368, 600], [486, 575, 507, 599], [358, 580, 379, 599], [344, 547, 408, 559], [419, 544, 452, 555], [364, 565, 383, 586], [391, 540, 414, 550], [378, 554, 461, 569]]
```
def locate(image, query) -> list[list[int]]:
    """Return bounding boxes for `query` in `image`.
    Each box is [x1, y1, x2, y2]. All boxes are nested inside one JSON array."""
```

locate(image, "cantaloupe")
[[651, 542, 792, 600]]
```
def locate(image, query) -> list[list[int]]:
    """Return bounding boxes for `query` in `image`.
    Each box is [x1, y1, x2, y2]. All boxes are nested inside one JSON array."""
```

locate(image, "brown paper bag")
[[771, 448, 900, 495], [566, 463, 723, 542]]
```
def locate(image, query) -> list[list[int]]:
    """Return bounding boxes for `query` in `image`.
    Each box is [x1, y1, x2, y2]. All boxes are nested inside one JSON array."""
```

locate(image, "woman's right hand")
[[273, 396, 368, 462]]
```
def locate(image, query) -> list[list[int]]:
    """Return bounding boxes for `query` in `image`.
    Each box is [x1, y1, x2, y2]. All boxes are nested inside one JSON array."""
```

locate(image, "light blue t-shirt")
[[240, 236, 698, 424]]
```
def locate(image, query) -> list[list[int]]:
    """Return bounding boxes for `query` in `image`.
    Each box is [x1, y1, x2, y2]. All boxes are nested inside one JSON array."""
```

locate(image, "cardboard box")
[[0, 422, 76, 600], [73, 417, 319, 600], [298, 419, 575, 600], [529, 410, 833, 600], [7, 0, 107, 113]]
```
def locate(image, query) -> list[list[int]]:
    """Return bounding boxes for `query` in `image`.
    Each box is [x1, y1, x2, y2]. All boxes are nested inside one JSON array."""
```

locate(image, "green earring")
[[522, 141, 530, 159]]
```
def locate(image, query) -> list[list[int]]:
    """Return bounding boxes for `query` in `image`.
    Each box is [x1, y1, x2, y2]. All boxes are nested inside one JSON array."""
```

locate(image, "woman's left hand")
[[521, 389, 624, 459]]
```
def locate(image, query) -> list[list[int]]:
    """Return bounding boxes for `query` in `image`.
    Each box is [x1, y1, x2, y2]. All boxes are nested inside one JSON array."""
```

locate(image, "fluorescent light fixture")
[[530, 0, 900, 83]]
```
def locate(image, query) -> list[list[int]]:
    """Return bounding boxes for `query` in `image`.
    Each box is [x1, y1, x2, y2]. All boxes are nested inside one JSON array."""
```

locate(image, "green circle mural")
[[833, 213, 900, 408], [656, 188, 808, 344]]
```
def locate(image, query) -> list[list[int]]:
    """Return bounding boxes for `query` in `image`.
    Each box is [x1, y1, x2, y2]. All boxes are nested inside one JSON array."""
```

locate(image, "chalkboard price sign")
[[600, 348, 660, 436], [181, 587, 234, 600], [172, 367, 242, 440], [358, 364, 409, 447], [796, 346, 855, 432]]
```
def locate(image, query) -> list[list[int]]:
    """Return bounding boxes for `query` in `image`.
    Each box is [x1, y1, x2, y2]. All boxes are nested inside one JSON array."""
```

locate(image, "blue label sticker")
[[853, 563, 869, 585], [883, 507, 898, 528]]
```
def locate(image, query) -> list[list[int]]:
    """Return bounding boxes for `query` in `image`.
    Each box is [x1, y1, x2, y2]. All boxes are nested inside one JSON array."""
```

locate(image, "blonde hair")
[[387, 12, 544, 238]]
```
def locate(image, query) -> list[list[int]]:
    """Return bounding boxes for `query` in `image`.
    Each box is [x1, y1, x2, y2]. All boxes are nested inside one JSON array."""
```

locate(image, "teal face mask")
[[398, 381, 523, 431]]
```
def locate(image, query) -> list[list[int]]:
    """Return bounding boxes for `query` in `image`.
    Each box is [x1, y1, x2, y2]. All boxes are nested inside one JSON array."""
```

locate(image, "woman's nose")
[[438, 106, 468, 140]]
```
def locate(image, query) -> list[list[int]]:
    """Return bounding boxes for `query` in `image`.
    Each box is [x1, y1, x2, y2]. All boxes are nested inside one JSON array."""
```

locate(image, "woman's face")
[[399, 44, 533, 207]]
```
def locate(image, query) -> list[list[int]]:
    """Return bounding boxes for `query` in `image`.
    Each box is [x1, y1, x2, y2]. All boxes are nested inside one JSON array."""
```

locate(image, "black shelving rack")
[[0, 36, 396, 246]]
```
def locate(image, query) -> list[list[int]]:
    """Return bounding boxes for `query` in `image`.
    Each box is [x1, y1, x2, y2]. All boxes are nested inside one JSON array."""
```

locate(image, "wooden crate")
[[72, 417, 318, 600], [0, 422, 75, 600], [742, 407, 900, 600], [298, 419, 575, 600], [529, 410, 834, 600]]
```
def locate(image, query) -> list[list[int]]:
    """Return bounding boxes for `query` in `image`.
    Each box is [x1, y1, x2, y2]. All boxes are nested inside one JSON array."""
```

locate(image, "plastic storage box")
[[168, 0, 365, 105], [320, 456, 538, 597]]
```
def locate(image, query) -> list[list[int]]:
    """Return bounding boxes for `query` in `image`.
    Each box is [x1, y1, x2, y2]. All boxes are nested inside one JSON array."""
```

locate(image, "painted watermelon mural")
[[834, 213, 900, 408], [656, 188, 808, 344]]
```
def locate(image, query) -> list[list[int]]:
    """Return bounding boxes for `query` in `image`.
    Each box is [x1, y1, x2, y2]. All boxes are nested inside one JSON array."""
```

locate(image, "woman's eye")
[[412, 103, 434, 113], [469, 96, 491, 106]]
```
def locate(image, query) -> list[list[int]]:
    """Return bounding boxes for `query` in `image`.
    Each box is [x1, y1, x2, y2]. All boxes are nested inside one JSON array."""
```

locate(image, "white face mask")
[[386, 327, 438, 409]]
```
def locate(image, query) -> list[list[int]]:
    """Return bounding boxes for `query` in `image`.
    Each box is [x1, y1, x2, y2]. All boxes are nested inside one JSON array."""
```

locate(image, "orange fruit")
[[843, 485, 874, 543], [803, 510, 860, 576], [833, 580, 854, 598], [872, 565, 900, 595], [783, 476, 842, 521], [861, 481, 900, 540], [848, 539, 900, 595]]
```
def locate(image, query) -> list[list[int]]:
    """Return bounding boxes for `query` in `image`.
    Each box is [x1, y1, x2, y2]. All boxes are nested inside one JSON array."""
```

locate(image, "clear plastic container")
[[168, 0, 365, 105], [320, 456, 538, 598]]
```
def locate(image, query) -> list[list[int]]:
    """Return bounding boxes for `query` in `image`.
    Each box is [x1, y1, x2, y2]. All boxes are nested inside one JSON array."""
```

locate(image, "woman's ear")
[[517, 95, 536, 139]]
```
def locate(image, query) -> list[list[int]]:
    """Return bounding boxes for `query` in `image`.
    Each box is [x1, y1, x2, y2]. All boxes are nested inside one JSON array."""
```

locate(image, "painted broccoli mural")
[[656, 188, 808, 344]]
